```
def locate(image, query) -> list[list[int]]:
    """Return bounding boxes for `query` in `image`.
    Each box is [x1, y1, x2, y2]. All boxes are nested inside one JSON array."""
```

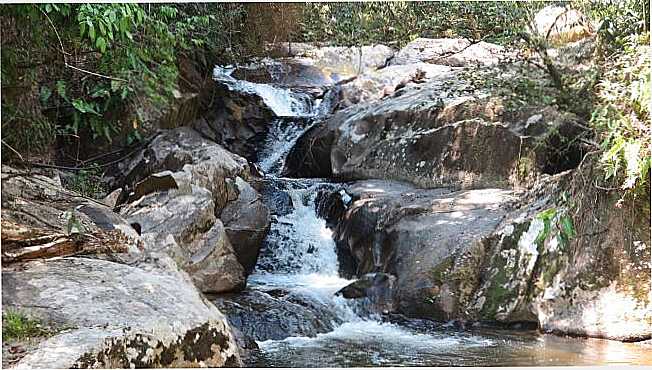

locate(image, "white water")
[[213, 65, 314, 117], [248, 105, 498, 364], [223, 68, 652, 367], [257, 119, 310, 175]]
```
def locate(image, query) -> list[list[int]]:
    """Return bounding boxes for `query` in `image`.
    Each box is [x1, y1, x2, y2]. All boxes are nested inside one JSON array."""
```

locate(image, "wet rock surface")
[[336, 272, 398, 313], [211, 289, 340, 342], [327, 180, 518, 320]]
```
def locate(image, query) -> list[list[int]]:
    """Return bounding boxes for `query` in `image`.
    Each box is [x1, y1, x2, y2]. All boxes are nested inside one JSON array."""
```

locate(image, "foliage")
[[535, 203, 576, 250], [299, 2, 553, 48], [2, 310, 45, 341], [63, 166, 107, 199], [591, 35, 650, 194], [1, 3, 247, 163]]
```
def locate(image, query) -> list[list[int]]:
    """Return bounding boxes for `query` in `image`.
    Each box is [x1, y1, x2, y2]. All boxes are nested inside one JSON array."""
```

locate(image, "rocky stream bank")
[[2, 29, 650, 368]]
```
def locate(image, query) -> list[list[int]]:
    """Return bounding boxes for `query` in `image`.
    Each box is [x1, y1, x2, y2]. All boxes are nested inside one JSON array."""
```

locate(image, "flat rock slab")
[[3, 257, 241, 368]]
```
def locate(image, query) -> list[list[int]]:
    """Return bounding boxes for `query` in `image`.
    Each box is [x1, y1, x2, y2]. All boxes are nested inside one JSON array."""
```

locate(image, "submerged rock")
[[336, 272, 397, 313]]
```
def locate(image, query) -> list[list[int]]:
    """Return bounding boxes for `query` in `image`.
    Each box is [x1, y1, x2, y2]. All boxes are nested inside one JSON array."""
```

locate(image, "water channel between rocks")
[[209, 66, 652, 367]]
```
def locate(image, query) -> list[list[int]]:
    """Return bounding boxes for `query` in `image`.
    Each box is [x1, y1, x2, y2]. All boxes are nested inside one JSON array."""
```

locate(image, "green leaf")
[[95, 36, 106, 53], [56, 80, 67, 100], [72, 99, 89, 113], [89, 24, 96, 41], [536, 208, 556, 221]]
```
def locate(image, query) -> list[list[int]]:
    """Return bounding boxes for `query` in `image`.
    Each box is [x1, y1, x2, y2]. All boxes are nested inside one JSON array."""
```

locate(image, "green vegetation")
[[299, 2, 548, 47], [2, 310, 45, 341], [1, 1, 649, 199], [1, 3, 249, 162], [63, 166, 107, 199]]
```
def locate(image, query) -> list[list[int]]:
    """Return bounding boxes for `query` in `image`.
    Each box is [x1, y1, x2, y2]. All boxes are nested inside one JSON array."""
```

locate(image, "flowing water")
[[214, 66, 652, 367]]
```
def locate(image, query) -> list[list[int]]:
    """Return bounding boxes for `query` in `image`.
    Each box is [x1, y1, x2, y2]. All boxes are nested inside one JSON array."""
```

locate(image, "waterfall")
[[213, 65, 314, 117]]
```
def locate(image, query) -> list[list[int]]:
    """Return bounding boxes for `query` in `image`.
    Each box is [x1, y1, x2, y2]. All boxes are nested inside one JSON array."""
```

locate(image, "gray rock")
[[1, 167, 141, 258], [108, 128, 270, 289], [329, 180, 515, 320], [266, 43, 395, 82], [336, 272, 397, 313], [390, 38, 505, 67], [212, 290, 340, 341], [220, 177, 271, 275], [333, 63, 454, 111], [284, 75, 584, 189], [3, 257, 241, 368], [120, 184, 246, 293], [532, 6, 594, 45], [1, 170, 241, 367], [107, 127, 251, 214]]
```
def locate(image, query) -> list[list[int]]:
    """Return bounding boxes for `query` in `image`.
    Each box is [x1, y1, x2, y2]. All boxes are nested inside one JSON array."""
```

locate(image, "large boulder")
[[120, 181, 246, 293], [328, 180, 516, 320], [390, 38, 505, 67], [1, 166, 141, 262], [107, 127, 251, 213], [220, 177, 271, 275], [3, 257, 241, 368], [532, 6, 594, 45], [332, 63, 455, 111], [108, 128, 271, 284], [324, 159, 651, 341], [1, 169, 241, 368], [283, 76, 585, 189], [266, 43, 395, 82]]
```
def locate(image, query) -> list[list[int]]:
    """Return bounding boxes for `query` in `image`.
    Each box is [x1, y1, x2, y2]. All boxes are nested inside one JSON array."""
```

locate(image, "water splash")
[[257, 119, 311, 176], [256, 180, 340, 275]]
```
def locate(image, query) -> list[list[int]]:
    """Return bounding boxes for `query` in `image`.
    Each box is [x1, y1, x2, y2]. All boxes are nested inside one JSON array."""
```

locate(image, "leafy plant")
[[2, 310, 44, 341]]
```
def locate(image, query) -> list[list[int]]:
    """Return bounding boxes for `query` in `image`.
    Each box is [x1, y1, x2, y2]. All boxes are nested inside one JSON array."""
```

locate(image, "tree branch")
[[37, 5, 128, 82]]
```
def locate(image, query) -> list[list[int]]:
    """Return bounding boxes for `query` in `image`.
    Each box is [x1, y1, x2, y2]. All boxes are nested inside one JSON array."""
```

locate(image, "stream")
[[211, 66, 652, 367]]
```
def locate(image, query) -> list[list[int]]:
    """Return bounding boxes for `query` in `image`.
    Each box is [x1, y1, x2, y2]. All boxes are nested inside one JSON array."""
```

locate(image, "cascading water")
[[212, 64, 652, 367]]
